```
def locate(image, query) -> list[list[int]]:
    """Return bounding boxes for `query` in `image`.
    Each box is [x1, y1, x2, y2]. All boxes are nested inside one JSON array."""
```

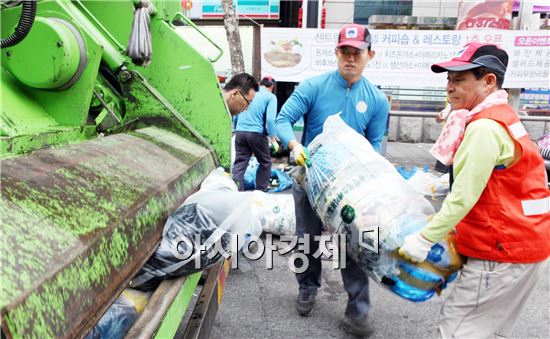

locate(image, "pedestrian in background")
[[275, 23, 389, 337], [232, 76, 278, 191], [538, 133, 550, 160], [399, 42, 549, 338]]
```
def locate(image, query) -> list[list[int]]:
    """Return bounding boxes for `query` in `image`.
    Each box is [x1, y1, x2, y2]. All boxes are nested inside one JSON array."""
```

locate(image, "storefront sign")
[[260, 28, 550, 88], [190, 0, 279, 19]]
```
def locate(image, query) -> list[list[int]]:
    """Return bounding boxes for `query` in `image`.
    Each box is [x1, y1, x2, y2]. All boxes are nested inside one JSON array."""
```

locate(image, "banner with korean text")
[[260, 28, 550, 88]]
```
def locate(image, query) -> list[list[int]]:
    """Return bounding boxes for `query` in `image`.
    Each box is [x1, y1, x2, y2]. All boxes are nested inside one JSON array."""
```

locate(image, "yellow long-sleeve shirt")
[[422, 118, 519, 243]]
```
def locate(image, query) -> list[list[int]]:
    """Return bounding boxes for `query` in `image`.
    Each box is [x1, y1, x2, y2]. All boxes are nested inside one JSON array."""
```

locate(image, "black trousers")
[[232, 131, 271, 191], [292, 180, 371, 319]]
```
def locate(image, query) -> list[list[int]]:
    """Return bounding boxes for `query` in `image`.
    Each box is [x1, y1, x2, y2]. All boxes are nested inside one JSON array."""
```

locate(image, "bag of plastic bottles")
[[251, 191, 295, 236], [303, 115, 462, 302]]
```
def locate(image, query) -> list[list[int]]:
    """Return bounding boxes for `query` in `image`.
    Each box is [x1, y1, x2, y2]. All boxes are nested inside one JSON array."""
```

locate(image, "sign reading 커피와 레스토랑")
[[260, 28, 550, 89]]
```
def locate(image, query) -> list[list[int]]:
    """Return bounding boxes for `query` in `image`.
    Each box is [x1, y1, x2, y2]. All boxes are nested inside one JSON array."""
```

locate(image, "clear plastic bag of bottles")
[[251, 191, 295, 236], [303, 115, 462, 302], [131, 169, 262, 291]]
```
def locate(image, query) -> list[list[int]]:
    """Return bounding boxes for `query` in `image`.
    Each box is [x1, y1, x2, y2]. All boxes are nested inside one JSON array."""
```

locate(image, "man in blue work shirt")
[[232, 76, 278, 191], [275, 24, 389, 337], [223, 73, 259, 116]]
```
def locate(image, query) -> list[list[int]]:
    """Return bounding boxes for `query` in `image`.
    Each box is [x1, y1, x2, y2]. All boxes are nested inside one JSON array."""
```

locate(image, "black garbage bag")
[[270, 138, 289, 158], [130, 203, 230, 291]]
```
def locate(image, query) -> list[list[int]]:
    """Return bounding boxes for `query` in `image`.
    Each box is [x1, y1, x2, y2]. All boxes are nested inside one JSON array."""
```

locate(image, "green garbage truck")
[[1, 0, 233, 337]]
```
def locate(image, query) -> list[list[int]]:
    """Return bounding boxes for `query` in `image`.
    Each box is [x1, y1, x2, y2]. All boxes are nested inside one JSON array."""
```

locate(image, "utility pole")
[[222, 0, 245, 75], [509, 1, 536, 111], [302, 0, 321, 29]]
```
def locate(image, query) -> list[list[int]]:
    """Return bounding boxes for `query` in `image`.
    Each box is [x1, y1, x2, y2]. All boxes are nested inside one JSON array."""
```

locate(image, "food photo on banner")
[[456, 0, 514, 30]]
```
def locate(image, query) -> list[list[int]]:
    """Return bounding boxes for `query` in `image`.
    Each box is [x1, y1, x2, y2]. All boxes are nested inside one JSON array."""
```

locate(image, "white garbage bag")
[[407, 171, 450, 197], [251, 192, 295, 236]]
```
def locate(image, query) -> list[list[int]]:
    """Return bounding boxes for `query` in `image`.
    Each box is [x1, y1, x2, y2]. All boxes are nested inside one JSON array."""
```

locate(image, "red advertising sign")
[[457, 0, 514, 30]]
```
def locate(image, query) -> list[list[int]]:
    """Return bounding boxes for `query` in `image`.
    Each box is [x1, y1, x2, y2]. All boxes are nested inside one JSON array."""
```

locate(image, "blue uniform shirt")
[[275, 71, 389, 152], [235, 86, 278, 136]]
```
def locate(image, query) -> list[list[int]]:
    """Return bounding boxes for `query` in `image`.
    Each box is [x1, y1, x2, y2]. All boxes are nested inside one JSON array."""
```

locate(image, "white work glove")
[[398, 233, 434, 263], [292, 144, 311, 167]]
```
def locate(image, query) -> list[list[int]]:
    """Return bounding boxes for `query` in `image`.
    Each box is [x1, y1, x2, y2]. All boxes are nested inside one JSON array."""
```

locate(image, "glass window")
[[354, 0, 413, 24]]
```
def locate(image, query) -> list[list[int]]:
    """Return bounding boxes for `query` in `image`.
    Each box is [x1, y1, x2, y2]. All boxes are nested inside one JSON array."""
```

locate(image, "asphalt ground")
[[211, 142, 550, 339]]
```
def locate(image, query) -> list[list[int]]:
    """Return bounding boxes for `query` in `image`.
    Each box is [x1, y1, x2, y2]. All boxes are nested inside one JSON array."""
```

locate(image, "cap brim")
[[337, 40, 369, 49], [431, 60, 482, 73]]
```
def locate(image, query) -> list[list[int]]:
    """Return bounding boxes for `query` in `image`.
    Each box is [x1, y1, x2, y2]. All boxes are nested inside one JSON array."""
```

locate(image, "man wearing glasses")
[[222, 73, 259, 116], [275, 24, 389, 337], [232, 76, 278, 191]]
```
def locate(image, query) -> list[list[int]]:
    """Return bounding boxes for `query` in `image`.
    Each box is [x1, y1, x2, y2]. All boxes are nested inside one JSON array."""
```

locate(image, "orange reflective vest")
[[455, 104, 550, 263]]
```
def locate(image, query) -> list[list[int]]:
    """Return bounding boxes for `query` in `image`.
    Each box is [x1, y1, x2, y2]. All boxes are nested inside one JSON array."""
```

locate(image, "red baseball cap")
[[260, 76, 275, 87], [337, 24, 371, 50], [431, 42, 508, 75]]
